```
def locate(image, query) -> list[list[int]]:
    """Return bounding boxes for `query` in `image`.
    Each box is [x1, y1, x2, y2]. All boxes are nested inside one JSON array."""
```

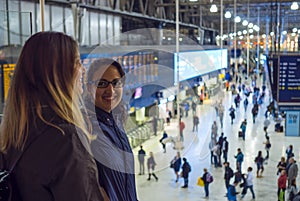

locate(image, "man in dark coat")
[[181, 158, 191, 188]]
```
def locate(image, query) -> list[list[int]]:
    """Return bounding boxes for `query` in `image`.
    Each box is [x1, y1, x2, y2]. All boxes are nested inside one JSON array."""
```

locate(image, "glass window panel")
[[99, 14, 107, 45], [51, 6, 63, 32], [90, 12, 99, 45], [64, 8, 74, 37]]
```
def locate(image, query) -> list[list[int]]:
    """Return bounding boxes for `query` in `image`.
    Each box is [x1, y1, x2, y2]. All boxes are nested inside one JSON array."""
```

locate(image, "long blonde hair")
[[0, 32, 92, 152]]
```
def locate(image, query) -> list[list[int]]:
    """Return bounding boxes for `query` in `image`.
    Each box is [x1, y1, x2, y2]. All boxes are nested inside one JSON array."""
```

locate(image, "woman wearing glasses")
[[86, 58, 138, 201]]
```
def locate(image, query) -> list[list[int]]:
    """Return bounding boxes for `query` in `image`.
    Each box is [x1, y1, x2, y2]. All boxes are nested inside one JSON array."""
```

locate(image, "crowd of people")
[[0, 31, 298, 201]]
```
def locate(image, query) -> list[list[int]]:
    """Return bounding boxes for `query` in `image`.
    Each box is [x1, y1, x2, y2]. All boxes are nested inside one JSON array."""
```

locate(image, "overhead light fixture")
[[210, 4, 218, 12], [242, 20, 248, 26], [248, 23, 254, 28], [225, 11, 231, 18], [291, 2, 299, 10], [243, 30, 247, 34], [262, 34, 266, 38], [189, 0, 198, 1], [253, 25, 260, 32], [292, 28, 298, 32], [270, 32, 275, 36], [282, 30, 287, 35], [234, 16, 241, 23]]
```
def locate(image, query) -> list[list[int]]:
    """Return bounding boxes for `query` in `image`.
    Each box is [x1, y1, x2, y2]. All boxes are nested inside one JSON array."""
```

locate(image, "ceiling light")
[[291, 2, 299, 10], [225, 11, 231, 18], [270, 32, 275, 36], [298, 29, 300, 34], [189, 0, 198, 2], [243, 30, 247, 34], [250, 35, 254, 39], [235, 16, 241, 23], [253, 25, 260, 32], [262, 34, 266, 38], [238, 31, 242, 36], [291, 33, 296, 36], [249, 29, 254, 33], [242, 20, 248, 26], [292, 28, 298, 32], [248, 23, 254, 28], [210, 4, 218, 13], [282, 31, 287, 35], [239, 36, 244, 39]]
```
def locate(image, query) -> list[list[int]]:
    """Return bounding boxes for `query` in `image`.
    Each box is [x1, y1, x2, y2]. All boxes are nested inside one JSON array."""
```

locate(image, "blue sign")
[[285, 111, 300, 136], [277, 55, 300, 106]]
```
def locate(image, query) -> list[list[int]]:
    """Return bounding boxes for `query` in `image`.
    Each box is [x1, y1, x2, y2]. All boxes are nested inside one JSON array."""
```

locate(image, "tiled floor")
[[132, 78, 299, 201]]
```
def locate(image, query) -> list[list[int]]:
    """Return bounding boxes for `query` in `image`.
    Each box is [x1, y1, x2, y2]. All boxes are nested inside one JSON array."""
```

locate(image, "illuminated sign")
[[277, 55, 300, 105]]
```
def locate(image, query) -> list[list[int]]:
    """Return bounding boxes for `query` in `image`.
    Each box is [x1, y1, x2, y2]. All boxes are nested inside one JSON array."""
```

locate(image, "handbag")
[[279, 189, 284, 201], [197, 177, 204, 187]]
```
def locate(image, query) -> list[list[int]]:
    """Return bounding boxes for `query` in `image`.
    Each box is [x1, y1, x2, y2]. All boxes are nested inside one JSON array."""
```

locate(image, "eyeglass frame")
[[87, 77, 125, 88]]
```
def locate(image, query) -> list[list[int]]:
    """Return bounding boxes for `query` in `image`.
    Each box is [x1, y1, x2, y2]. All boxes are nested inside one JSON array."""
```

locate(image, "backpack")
[[206, 173, 214, 183], [187, 163, 191, 172], [228, 168, 234, 178]]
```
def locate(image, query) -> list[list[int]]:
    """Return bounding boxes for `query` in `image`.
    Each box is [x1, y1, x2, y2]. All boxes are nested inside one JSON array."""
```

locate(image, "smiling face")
[[92, 65, 123, 112]]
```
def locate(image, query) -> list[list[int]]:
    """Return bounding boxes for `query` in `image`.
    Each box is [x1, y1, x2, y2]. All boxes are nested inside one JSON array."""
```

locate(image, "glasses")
[[89, 78, 124, 88]]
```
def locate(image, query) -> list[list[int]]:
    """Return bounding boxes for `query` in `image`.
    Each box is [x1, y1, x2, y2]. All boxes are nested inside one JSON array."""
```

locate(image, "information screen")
[[277, 55, 300, 105], [174, 49, 227, 83]]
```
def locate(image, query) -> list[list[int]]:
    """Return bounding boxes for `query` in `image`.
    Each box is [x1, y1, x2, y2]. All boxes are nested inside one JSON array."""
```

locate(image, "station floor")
[[132, 83, 299, 201]]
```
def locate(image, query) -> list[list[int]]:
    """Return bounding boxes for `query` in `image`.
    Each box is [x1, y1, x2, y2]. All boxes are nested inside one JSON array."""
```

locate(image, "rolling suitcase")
[[238, 130, 243, 137]]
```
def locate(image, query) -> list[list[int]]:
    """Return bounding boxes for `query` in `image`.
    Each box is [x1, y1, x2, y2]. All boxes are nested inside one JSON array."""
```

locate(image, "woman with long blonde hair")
[[0, 32, 104, 201]]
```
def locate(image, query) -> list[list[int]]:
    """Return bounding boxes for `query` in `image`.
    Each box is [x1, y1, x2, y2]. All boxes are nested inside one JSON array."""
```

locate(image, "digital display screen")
[[277, 55, 300, 105], [174, 49, 228, 83]]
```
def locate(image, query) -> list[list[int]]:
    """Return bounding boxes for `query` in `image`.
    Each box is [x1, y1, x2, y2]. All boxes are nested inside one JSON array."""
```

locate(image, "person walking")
[[289, 179, 298, 201], [241, 167, 256, 199], [192, 114, 199, 132], [222, 137, 229, 163], [227, 181, 239, 201], [201, 168, 212, 198], [254, 150, 265, 178], [286, 145, 295, 165], [218, 133, 225, 165], [179, 119, 185, 142], [277, 170, 287, 201], [264, 136, 271, 160], [229, 105, 236, 124], [209, 139, 217, 165], [287, 158, 298, 188], [147, 152, 158, 181], [251, 103, 259, 123], [152, 116, 158, 136], [181, 158, 192, 188], [277, 157, 287, 175], [243, 98, 249, 112], [240, 119, 247, 141], [138, 146, 146, 175], [211, 121, 218, 140], [0, 32, 105, 201], [171, 152, 182, 182], [224, 162, 234, 190], [235, 148, 244, 171], [159, 131, 168, 153]]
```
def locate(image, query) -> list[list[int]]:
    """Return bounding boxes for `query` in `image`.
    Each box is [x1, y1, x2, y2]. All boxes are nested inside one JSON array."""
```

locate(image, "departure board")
[[278, 55, 300, 105]]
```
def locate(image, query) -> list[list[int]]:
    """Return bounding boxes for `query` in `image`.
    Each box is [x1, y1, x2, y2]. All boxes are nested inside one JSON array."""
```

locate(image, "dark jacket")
[[87, 104, 138, 201], [172, 157, 182, 172], [181, 162, 191, 178], [0, 109, 103, 201]]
